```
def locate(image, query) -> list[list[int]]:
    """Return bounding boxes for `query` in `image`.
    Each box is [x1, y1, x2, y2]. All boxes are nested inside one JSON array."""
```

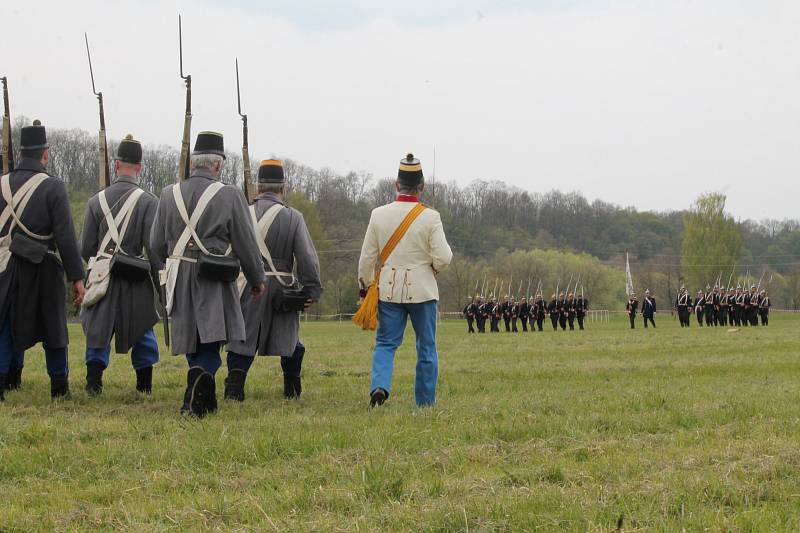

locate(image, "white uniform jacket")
[[358, 199, 452, 304]]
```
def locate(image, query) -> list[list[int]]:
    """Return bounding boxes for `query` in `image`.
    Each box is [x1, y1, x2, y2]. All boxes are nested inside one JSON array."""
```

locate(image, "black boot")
[[136, 366, 153, 394], [6, 366, 22, 390], [283, 373, 296, 399], [204, 373, 218, 415], [51, 376, 70, 399], [224, 369, 247, 402], [85, 362, 104, 396], [0, 374, 5, 402], [370, 387, 388, 408], [293, 376, 302, 398], [181, 367, 206, 417]]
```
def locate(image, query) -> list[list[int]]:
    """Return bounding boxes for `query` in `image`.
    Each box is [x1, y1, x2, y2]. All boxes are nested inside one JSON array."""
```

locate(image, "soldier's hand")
[[251, 282, 266, 298], [303, 298, 315, 311], [72, 280, 86, 309]]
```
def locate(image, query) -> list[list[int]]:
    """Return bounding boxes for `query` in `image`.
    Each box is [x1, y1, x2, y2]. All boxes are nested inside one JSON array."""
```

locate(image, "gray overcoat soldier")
[[149, 131, 266, 417], [0, 120, 85, 400], [225, 159, 323, 401], [80, 134, 161, 396]]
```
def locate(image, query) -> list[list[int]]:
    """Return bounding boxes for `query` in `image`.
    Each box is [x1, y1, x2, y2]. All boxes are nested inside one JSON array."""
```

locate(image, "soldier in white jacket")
[[357, 154, 452, 407]]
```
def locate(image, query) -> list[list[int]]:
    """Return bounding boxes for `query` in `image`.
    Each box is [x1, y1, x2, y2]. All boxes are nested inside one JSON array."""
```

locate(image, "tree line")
[[8, 118, 800, 314]]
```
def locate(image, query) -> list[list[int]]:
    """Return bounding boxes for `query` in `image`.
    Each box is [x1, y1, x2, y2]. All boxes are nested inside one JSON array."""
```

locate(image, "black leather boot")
[[293, 375, 302, 398], [204, 373, 218, 415], [283, 373, 296, 399], [5, 366, 22, 390], [85, 362, 104, 396], [181, 367, 206, 417], [51, 376, 70, 399], [136, 366, 153, 394], [224, 369, 247, 402]]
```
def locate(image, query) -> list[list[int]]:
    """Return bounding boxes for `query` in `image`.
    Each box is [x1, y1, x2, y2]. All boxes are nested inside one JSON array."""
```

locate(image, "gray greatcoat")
[[227, 192, 323, 359], [79, 175, 161, 352], [149, 170, 265, 355], [0, 158, 84, 351]]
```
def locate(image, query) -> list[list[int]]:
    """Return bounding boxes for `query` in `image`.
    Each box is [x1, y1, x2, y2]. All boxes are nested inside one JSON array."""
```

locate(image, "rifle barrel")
[[1, 76, 13, 173]]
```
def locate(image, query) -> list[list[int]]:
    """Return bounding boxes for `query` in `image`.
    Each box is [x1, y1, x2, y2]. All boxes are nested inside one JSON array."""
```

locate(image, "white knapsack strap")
[[1, 174, 45, 232], [170, 181, 227, 260], [0, 173, 53, 240], [250, 203, 294, 286], [97, 188, 145, 256]]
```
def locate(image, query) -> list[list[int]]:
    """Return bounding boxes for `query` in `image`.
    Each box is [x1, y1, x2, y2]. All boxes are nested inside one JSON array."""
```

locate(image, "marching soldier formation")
[[463, 286, 590, 334], [671, 284, 770, 329]]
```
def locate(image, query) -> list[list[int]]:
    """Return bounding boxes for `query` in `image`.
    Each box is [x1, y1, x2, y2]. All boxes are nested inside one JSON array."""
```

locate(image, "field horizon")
[[1, 314, 799, 530]]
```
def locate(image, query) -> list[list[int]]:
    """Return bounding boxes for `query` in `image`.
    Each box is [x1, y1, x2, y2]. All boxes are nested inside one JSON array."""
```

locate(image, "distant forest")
[[8, 120, 800, 313]]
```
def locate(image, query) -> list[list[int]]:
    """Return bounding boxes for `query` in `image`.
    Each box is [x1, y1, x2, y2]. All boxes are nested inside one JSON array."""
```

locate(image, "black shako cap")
[[397, 153, 423, 187], [258, 159, 284, 183], [116, 134, 142, 164], [20, 119, 48, 150], [192, 131, 226, 159]]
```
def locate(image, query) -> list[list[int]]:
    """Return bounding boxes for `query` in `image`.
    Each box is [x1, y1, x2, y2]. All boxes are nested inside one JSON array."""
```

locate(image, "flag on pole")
[[625, 253, 635, 296]]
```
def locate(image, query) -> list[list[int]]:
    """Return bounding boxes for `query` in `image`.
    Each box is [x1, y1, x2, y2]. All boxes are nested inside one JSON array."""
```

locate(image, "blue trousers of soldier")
[[227, 341, 306, 376], [370, 300, 438, 407], [0, 319, 68, 377], [186, 341, 222, 374], [85, 329, 160, 370]]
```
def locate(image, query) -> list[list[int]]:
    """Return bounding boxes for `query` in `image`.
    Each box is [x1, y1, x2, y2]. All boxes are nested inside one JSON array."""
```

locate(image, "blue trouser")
[[186, 341, 222, 374], [371, 300, 439, 407], [85, 329, 160, 371], [227, 341, 306, 376], [0, 319, 68, 377]]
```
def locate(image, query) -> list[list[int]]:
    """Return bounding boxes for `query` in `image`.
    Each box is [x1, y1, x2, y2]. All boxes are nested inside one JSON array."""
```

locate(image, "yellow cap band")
[[399, 163, 421, 172], [260, 159, 283, 167]]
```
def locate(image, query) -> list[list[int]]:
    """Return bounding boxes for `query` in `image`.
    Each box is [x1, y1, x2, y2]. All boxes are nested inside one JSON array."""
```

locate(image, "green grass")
[[2, 314, 800, 531]]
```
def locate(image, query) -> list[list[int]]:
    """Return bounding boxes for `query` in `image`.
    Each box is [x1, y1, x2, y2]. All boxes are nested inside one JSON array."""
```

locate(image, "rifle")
[[84, 34, 110, 189], [526, 278, 531, 300], [492, 278, 498, 299], [178, 15, 192, 181], [727, 267, 735, 291], [756, 269, 766, 292], [1, 76, 12, 174], [235, 58, 254, 202], [481, 274, 487, 298], [474, 278, 479, 296], [517, 279, 523, 298], [563, 274, 573, 303]]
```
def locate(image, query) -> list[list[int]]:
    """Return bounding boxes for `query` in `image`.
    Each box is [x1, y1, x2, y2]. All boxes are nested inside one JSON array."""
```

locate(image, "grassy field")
[[1, 313, 799, 531]]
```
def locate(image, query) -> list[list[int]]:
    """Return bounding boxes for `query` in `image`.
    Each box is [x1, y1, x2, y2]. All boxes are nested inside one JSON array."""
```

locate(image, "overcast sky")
[[4, 0, 799, 220]]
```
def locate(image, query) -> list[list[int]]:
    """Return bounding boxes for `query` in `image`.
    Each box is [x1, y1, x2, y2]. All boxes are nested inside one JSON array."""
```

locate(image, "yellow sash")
[[352, 203, 427, 330]]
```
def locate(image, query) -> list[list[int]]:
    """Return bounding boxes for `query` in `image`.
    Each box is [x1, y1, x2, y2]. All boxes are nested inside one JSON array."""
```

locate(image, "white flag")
[[625, 253, 635, 296]]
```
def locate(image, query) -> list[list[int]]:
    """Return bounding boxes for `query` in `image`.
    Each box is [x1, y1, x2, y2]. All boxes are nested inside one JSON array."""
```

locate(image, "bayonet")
[[178, 15, 192, 181], [85, 33, 110, 189], [235, 58, 254, 202]]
